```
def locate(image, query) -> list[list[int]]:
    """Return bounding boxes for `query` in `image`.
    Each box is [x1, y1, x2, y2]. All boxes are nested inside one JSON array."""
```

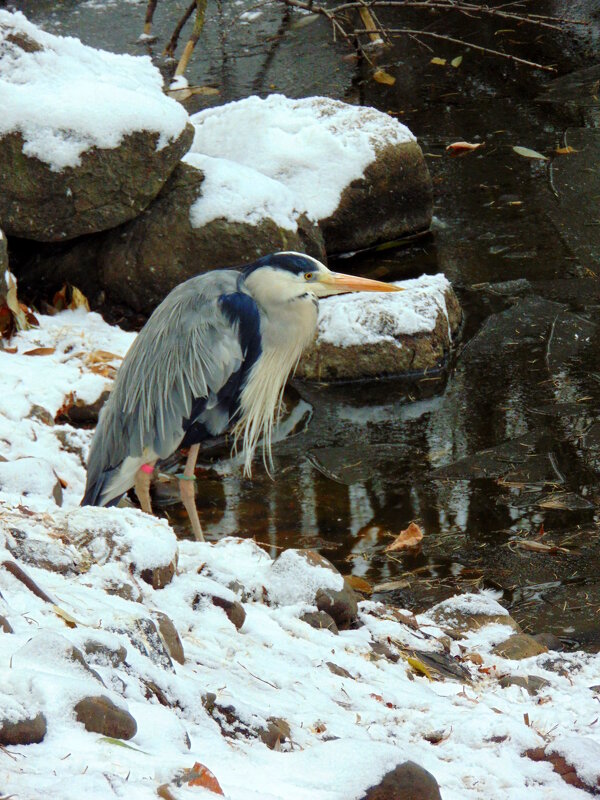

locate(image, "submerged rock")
[[297, 274, 461, 382], [0, 11, 192, 241]]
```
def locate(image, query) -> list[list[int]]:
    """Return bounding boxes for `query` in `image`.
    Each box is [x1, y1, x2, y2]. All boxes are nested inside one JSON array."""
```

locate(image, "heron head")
[[242, 251, 403, 304]]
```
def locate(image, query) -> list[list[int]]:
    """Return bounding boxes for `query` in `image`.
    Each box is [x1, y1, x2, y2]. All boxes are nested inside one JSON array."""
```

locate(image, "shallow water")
[[20, 0, 600, 646]]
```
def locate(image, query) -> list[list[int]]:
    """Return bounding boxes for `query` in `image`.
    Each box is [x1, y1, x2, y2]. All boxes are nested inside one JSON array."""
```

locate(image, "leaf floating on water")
[[555, 146, 578, 155], [446, 141, 484, 155], [372, 578, 410, 593], [430, 57, 446, 66], [451, 55, 463, 68], [373, 69, 395, 85], [290, 12, 320, 29], [343, 575, 373, 595], [385, 522, 424, 551], [513, 145, 548, 160]]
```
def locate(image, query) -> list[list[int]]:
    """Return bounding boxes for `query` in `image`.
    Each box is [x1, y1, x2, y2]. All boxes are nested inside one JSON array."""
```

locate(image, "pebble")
[[74, 695, 137, 740], [360, 760, 442, 800], [0, 712, 47, 746]]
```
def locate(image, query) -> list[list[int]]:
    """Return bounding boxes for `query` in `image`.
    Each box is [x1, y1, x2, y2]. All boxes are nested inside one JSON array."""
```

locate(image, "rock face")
[[28, 161, 326, 314], [297, 276, 462, 382], [0, 11, 193, 242], [320, 140, 432, 253]]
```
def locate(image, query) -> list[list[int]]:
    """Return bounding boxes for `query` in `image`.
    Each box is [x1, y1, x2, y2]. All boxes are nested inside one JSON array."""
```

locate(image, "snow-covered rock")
[[190, 94, 433, 253], [297, 273, 462, 381], [0, 11, 192, 241]]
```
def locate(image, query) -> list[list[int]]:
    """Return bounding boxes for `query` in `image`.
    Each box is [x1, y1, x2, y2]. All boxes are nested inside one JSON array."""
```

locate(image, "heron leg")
[[179, 444, 204, 542], [135, 462, 155, 515]]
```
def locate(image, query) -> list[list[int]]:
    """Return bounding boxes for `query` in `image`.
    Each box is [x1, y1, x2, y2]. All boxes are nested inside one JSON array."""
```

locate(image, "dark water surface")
[[17, 0, 600, 647]]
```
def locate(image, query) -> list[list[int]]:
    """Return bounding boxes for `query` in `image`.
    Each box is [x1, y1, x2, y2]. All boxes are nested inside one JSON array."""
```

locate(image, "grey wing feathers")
[[83, 271, 246, 506]]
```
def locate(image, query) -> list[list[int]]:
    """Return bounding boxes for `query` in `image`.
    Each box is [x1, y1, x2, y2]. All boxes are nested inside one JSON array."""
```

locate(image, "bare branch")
[[164, 0, 196, 59]]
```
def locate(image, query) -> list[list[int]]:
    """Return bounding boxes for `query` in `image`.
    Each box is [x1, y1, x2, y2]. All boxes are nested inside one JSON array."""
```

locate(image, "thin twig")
[[143, 0, 158, 37], [164, 0, 196, 58]]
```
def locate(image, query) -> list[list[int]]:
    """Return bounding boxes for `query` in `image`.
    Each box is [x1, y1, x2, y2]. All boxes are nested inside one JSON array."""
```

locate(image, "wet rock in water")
[[189, 95, 432, 254], [0, 712, 47, 746], [74, 695, 137, 740], [155, 612, 185, 664], [426, 593, 521, 637], [300, 610, 339, 634], [297, 276, 461, 382], [492, 633, 548, 660], [35, 161, 325, 315], [360, 761, 442, 800], [498, 674, 550, 695], [532, 632, 564, 652], [210, 595, 247, 631], [269, 549, 358, 630], [0, 13, 192, 241]]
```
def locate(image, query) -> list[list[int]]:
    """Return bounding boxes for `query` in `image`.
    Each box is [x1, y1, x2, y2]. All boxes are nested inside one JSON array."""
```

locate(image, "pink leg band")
[[140, 463, 154, 474]]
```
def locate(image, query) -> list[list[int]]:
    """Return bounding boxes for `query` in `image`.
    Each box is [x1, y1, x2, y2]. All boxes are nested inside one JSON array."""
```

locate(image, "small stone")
[[74, 695, 137, 740], [0, 614, 13, 633], [155, 612, 185, 664], [211, 595, 246, 630], [526, 744, 600, 791], [492, 633, 548, 660], [258, 717, 291, 750], [498, 674, 550, 695], [27, 404, 54, 426], [369, 641, 400, 663], [56, 391, 110, 425], [140, 559, 176, 590], [360, 760, 442, 800], [315, 585, 358, 631], [0, 712, 47, 746], [300, 611, 339, 634]]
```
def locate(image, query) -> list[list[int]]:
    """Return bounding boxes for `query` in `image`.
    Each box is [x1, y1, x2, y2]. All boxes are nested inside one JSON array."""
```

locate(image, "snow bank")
[[0, 10, 189, 170], [317, 273, 451, 347], [190, 94, 416, 221]]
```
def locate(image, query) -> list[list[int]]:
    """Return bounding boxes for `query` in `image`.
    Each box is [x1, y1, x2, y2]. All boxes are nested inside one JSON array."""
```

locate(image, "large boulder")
[[296, 274, 462, 382], [189, 94, 432, 253], [24, 159, 326, 314], [0, 11, 192, 241]]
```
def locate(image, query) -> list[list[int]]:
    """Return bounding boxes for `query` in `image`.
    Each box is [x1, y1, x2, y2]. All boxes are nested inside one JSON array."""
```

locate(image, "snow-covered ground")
[[1, 297, 600, 799]]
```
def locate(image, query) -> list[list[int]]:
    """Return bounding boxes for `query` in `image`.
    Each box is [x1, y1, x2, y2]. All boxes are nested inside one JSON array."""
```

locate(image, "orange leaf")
[[555, 146, 578, 155], [385, 522, 424, 551], [343, 575, 373, 595], [23, 347, 56, 357], [446, 141, 484, 155], [187, 763, 224, 795]]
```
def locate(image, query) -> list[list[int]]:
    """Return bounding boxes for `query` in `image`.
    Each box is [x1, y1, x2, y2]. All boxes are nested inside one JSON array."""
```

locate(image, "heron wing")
[[82, 271, 262, 506]]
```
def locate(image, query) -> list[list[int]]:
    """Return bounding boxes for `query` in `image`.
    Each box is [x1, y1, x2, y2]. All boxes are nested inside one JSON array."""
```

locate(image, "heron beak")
[[318, 271, 404, 294]]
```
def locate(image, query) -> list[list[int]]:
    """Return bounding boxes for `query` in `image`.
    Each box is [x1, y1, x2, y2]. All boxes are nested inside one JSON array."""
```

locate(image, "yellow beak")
[[318, 272, 403, 293]]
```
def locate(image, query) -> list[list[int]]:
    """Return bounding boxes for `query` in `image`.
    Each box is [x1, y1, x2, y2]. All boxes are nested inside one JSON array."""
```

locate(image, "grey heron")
[[81, 252, 401, 540]]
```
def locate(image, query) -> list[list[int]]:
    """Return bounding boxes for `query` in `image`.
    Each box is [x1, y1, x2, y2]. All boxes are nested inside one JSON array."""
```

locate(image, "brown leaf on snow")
[[385, 522, 424, 551], [186, 762, 224, 794], [52, 283, 90, 312], [23, 347, 56, 357]]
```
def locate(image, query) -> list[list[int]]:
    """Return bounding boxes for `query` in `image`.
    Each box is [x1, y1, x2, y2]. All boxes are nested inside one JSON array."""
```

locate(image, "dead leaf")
[[343, 575, 373, 595], [513, 145, 548, 161], [446, 141, 484, 155], [451, 55, 463, 68], [430, 57, 447, 66], [555, 146, 578, 155], [1, 272, 37, 338], [186, 763, 224, 794], [52, 283, 90, 312], [372, 578, 410, 593], [405, 654, 433, 680], [53, 604, 79, 628], [385, 522, 424, 551], [373, 69, 395, 85], [23, 347, 56, 357]]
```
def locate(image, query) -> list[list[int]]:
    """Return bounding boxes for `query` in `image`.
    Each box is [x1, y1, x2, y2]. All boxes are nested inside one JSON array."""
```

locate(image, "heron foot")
[[134, 463, 155, 515], [180, 443, 204, 542]]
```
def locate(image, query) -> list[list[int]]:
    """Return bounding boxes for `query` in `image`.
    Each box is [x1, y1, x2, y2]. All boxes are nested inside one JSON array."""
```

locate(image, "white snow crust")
[[317, 273, 451, 347], [1, 308, 600, 800], [0, 11, 189, 170], [190, 94, 416, 222]]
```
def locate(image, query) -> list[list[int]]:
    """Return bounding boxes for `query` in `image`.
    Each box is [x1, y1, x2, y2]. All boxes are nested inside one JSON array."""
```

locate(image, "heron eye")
[[304, 272, 313, 281]]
